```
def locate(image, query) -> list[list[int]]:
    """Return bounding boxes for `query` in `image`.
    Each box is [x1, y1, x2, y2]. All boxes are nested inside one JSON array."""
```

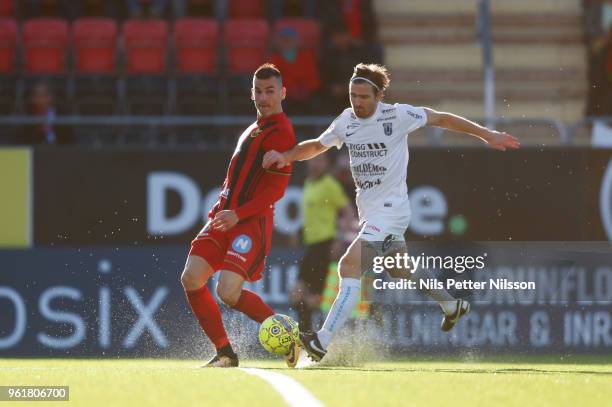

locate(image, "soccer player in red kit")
[[180, 64, 298, 367]]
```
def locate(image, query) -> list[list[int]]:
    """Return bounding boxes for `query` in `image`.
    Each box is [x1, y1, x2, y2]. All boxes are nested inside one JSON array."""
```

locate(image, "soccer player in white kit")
[[263, 63, 520, 362]]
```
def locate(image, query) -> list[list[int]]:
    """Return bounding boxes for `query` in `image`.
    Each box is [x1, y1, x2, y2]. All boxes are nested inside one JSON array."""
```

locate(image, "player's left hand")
[[211, 210, 239, 231], [485, 131, 521, 151], [262, 150, 288, 169]]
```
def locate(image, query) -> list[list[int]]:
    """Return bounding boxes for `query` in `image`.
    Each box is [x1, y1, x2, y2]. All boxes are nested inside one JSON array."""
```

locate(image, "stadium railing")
[[0, 115, 611, 147]]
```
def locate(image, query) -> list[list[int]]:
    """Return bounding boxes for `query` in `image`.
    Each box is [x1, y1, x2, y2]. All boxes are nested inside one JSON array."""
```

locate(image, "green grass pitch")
[[1, 356, 611, 406]]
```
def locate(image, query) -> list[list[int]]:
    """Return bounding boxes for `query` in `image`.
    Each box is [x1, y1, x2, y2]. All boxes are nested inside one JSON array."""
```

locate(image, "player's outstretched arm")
[[423, 107, 521, 151], [262, 139, 329, 169]]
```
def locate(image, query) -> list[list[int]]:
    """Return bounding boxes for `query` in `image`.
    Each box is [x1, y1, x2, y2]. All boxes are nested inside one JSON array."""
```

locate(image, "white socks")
[[315, 272, 458, 350], [318, 277, 361, 349]]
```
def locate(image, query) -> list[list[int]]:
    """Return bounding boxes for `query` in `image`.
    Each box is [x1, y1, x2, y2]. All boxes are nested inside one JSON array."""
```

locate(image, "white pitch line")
[[239, 368, 325, 407]]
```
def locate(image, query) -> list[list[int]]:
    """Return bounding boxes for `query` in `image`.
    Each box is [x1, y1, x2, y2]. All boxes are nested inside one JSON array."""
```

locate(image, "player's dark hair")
[[254, 63, 283, 84], [351, 63, 390, 93]]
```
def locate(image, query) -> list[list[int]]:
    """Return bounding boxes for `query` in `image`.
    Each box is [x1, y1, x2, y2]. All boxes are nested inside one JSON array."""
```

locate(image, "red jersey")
[[209, 112, 297, 221]]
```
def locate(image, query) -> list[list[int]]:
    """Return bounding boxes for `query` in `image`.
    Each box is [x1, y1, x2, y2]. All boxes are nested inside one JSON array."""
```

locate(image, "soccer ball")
[[258, 314, 299, 355]]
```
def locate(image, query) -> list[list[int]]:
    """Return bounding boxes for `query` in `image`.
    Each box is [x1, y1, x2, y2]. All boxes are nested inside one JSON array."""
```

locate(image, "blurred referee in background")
[[290, 154, 355, 330]]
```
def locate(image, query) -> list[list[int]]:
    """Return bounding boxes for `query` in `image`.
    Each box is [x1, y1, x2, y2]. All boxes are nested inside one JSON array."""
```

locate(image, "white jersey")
[[317, 102, 427, 226]]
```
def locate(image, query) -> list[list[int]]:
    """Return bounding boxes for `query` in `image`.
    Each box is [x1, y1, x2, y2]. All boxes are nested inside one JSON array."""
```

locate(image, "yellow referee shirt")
[[302, 174, 349, 245]]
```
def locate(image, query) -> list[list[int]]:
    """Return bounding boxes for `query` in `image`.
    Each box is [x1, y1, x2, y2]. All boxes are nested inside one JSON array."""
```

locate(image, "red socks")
[[185, 285, 229, 350], [232, 289, 275, 323], [185, 286, 274, 351]]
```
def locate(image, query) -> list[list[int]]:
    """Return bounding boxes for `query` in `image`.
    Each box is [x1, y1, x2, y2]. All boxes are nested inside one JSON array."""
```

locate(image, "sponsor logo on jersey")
[[347, 143, 388, 158], [227, 251, 247, 262], [352, 163, 388, 177], [382, 108, 396, 114], [356, 178, 382, 190], [383, 122, 393, 136], [377, 116, 396, 122], [348, 143, 387, 150], [231, 234, 252, 254], [405, 110, 423, 120]]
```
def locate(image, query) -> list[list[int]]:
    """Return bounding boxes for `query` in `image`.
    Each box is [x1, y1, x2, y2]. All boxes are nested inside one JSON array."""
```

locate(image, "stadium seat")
[[21, 18, 70, 115], [223, 19, 269, 113], [0, 18, 17, 114], [0, 0, 14, 17], [228, 0, 266, 18], [72, 18, 119, 115], [0, 18, 17, 73], [23, 18, 69, 74], [224, 19, 269, 74], [73, 18, 117, 74], [174, 18, 219, 74], [173, 18, 221, 115], [122, 19, 170, 115], [273, 18, 320, 50], [123, 19, 168, 74]]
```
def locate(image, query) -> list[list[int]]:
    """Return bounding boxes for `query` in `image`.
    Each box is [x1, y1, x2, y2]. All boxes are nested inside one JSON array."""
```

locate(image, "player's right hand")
[[485, 131, 521, 151], [262, 150, 288, 169]]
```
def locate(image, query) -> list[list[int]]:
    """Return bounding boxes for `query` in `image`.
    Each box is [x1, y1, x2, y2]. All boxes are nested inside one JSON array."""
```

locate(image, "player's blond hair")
[[350, 63, 390, 93]]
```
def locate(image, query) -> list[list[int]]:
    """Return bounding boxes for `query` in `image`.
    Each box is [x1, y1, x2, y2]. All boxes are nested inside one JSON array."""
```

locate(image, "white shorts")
[[357, 193, 411, 242], [356, 210, 411, 243]]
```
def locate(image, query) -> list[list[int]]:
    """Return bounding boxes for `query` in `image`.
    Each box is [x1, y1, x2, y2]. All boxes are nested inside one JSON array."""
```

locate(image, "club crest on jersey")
[[232, 234, 253, 254], [383, 122, 393, 136]]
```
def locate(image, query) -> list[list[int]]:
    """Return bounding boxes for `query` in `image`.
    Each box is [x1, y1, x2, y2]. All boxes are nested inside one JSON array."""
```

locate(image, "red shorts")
[[189, 216, 273, 282]]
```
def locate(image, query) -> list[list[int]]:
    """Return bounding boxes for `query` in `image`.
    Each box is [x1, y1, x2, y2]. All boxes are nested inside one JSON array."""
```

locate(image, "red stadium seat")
[[174, 18, 219, 74], [273, 18, 320, 50], [224, 19, 269, 74], [73, 18, 118, 74], [122, 19, 168, 74], [228, 0, 265, 18], [0, 19, 17, 73], [23, 18, 69, 74], [0, 0, 13, 17]]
